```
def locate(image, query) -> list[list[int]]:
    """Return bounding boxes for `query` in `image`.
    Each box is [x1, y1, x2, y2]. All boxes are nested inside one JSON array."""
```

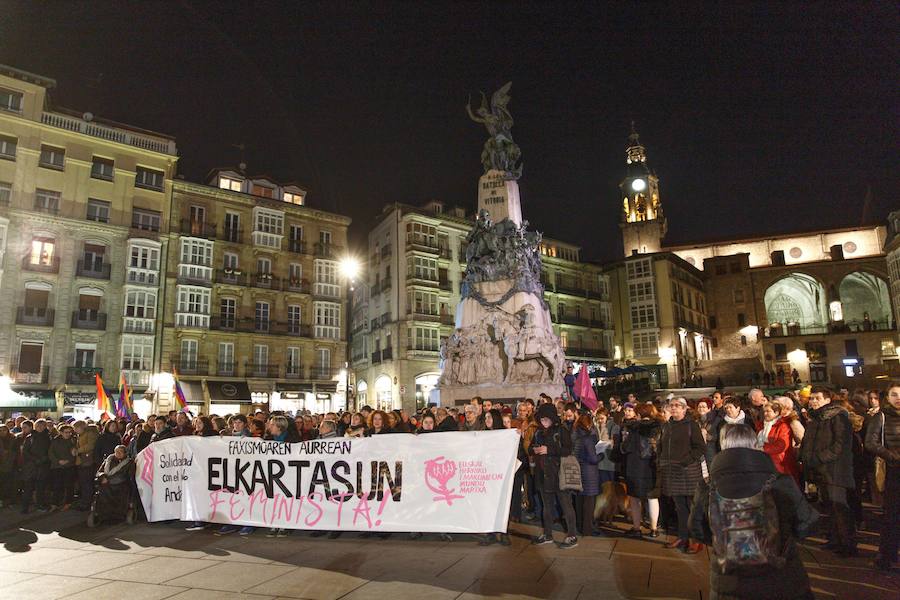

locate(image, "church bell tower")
[[619, 124, 666, 256]]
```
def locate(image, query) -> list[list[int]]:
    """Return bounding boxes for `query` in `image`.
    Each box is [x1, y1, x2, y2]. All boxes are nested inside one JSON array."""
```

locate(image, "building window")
[[91, 157, 114, 181], [628, 281, 654, 302], [407, 222, 437, 247], [219, 298, 236, 328], [224, 212, 240, 242], [0, 181, 11, 205], [35, 189, 60, 213], [844, 339, 858, 357], [180, 238, 213, 266], [86, 198, 111, 223], [132, 208, 161, 232], [125, 290, 156, 319], [283, 191, 303, 205], [414, 327, 439, 351], [409, 290, 438, 315], [39, 144, 65, 169], [135, 167, 164, 191], [255, 301, 270, 331], [180, 339, 199, 370], [121, 336, 153, 372], [219, 176, 242, 191], [740, 335, 747, 346], [711, 337, 718, 348], [128, 243, 160, 285], [289, 263, 302, 282], [253, 344, 269, 367], [252, 184, 274, 198], [286, 347, 301, 376], [630, 304, 657, 328], [0, 88, 23, 112], [252, 208, 284, 248], [17, 342, 44, 379], [737, 313, 746, 327], [315, 260, 339, 297], [223, 252, 238, 270], [632, 331, 659, 357], [733, 289, 745, 304], [314, 301, 341, 339], [288, 305, 302, 332], [30, 237, 56, 266], [319, 230, 332, 245], [410, 256, 438, 281], [774, 343, 787, 361], [175, 286, 210, 327], [626, 258, 652, 279], [0, 135, 17, 160], [709, 315, 718, 329], [218, 343, 235, 375]]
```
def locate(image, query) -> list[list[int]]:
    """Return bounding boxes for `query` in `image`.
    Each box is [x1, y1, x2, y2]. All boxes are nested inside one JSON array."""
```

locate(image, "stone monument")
[[432, 83, 565, 406]]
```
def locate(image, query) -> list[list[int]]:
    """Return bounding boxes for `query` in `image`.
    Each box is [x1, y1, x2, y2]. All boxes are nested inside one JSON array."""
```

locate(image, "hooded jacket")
[[799, 402, 854, 488], [690, 447, 818, 599], [865, 403, 900, 466], [529, 404, 572, 493], [75, 424, 99, 466]]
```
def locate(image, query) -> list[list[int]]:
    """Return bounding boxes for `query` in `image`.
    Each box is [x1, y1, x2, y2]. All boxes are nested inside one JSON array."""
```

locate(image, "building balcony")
[[251, 272, 280, 289], [121, 369, 150, 388], [129, 221, 160, 240], [11, 366, 50, 384], [314, 325, 341, 340], [123, 317, 154, 334], [315, 242, 342, 258], [381, 346, 393, 360], [170, 356, 209, 376], [66, 366, 102, 385], [287, 322, 312, 337], [371, 351, 382, 364], [309, 366, 338, 380], [22, 255, 60, 274], [313, 283, 341, 299], [406, 273, 439, 287], [763, 320, 895, 338], [76, 260, 111, 280], [179, 219, 216, 239], [554, 282, 587, 297], [288, 239, 307, 254], [215, 269, 247, 286], [127, 267, 159, 286], [284, 364, 305, 379], [222, 227, 243, 244], [285, 279, 311, 294], [438, 279, 452, 291], [586, 288, 608, 301], [16, 306, 55, 326], [458, 244, 468, 264], [380, 312, 392, 326], [245, 362, 280, 378], [71, 310, 107, 330], [174, 313, 210, 328], [216, 362, 237, 377], [553, 313, 610, 329], [251, 230, 283, 249], [381, 245, 392, 259], [210, 315, 238, 331], [41, 110, 177, 155], [406, 309, 441, 322], [675, 318, 711, 336], [407, 345, 440, 357], [33, 199, 60, 214], [440, 313, 455, 325], [563, 346, 611, 359], [406, 239, 441, 255]]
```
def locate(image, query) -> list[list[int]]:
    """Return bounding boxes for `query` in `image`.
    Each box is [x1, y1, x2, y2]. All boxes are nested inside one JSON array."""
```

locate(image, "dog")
[[594, 480, 630, 525]]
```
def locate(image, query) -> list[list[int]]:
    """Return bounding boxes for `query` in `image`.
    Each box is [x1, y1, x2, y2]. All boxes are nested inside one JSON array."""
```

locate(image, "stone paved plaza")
[[0, 508, 896, 600]]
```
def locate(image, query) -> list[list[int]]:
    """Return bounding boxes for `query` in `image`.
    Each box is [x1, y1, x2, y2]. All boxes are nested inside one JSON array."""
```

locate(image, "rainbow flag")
[[172, 369, 189, 412], [95, 372, 113, 415], [118, 371, 133, 418]]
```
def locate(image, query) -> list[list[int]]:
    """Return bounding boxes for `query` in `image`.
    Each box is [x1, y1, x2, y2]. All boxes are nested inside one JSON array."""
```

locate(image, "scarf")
[[724, 410, 745, 425], [758, 418, 776, 448]]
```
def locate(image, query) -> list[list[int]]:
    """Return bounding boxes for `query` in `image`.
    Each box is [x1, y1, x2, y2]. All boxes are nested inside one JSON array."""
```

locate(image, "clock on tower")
[[619, 124, 667, 256]]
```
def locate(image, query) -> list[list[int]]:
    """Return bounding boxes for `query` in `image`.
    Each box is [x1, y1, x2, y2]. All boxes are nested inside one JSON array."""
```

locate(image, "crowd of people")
[[0, 383, 897, 596]]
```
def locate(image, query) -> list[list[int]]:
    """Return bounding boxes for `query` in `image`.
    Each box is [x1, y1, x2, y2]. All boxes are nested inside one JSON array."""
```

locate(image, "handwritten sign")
[[136, 430, 519, 533]]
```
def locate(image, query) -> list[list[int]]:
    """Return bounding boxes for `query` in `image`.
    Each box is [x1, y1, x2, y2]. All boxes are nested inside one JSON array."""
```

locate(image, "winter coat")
[[20, 429, 51, 479], [762, 417, 801, 483], [94, 431, 122, 464], [150, 427, 175, 444], [865, 403, 900, 466], [700, 408, 724, 458], [690, 447, 817, 600], [573, 427, 600, 495], [99, 454, 133, 486], [75, 425, 99, 466], [800, 403, 854, 489], [658, 417, 705, 497], [596, 419, 620, 473], [461, 419, 484, 432], [49, 435, 76, 469], [619, 418, 659, 499], [0, 434, 16, 473], [435, 416, 459, 432], [529, 404, 572, 494]]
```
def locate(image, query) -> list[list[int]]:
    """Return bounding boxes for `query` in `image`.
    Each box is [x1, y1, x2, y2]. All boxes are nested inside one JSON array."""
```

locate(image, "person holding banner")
[[530, 403, 579, 549]]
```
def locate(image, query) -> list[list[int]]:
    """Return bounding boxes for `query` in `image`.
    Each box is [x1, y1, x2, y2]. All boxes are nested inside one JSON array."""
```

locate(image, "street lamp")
[[339, 255, 361, 411]]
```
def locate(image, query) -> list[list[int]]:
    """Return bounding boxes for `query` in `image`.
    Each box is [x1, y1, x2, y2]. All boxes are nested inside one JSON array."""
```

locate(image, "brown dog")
[[594, 480, 630, 524]]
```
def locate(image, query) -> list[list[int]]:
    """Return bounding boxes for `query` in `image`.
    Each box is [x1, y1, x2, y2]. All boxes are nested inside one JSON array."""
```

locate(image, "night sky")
[[2, 2, 897, 261]]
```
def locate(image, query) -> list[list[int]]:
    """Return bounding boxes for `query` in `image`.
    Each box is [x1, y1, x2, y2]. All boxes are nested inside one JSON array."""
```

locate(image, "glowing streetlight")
[[339, 256, 360, 281]]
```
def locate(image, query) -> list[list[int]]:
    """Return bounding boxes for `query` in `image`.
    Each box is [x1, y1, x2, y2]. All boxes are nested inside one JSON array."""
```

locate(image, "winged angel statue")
[[466, 82, 523, 179]]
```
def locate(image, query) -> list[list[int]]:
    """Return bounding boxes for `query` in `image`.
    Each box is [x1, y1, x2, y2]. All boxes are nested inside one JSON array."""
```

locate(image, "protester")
[[800, 386, 857, 556], [690, 424, 818, 600], [20, 419, 51, 513], [73, 420, 99, 510], [95, 420, 122, 464], [530, 403, 578, 548], [594, 408, 619, 487], [366, 410, 390, 435], [759, 399, 801, 485], [0, 424, 16, 508], [865, 384, 899, 571], [658, 397, 705, 553], [619, 402, 661, 538], [49, 423, 77, 509], [573, 413, 600, 537]]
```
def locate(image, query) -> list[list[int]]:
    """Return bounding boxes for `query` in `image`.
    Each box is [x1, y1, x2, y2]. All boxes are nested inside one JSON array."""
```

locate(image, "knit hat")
[[623, 402, 636, 409]]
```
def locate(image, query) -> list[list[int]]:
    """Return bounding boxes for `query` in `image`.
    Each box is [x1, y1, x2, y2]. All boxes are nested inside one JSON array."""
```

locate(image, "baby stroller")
[[87, 451, 135, 527]]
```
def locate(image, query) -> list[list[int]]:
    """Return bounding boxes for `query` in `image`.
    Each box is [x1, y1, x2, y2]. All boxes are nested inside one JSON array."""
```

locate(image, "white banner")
[[136, 430, 519, 533]]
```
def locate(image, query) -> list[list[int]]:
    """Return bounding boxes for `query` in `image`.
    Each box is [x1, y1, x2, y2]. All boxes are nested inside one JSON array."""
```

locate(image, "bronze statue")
[[466, 82, 523, 179]]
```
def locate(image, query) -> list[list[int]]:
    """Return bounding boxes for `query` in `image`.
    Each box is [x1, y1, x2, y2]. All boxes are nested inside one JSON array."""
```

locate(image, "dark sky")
[[2, 2, 898, 261]]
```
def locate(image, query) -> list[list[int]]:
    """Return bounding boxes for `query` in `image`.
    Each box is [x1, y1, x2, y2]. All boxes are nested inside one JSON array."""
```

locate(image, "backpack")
[[708, 474, 787, 575]]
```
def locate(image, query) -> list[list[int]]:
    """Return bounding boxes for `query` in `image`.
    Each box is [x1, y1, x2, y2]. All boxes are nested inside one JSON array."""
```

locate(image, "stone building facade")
[[0, 64, 177, 417], [158, 171, 351, 415], [351, 201, 613, 411]]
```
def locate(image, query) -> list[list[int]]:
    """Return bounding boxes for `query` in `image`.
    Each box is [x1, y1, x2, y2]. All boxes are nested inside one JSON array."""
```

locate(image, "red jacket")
[[762, 417, 801, 483]]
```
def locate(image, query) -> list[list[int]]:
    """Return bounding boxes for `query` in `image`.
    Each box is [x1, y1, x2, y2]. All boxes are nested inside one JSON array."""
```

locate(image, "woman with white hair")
[[690, 424, 818, 599]]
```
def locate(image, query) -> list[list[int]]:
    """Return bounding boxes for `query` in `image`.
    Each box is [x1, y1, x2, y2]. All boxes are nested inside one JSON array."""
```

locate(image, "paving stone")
[[92, 556, 220, 584], [341, 578, 467, 600], [0, 547, 87, 572], [244, 566, 369, 599], [165, 591, 275, 600], [457, 578, 583, 600], [0, 574, 108, 600], [164, 561, 297, 592], [63, 580, 187, 600]]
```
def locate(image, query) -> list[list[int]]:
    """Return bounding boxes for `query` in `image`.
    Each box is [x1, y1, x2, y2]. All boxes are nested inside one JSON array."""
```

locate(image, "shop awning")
[[207, 380, 252, 404], [2, 389, 58, 410], [179, 381, 204, 404]]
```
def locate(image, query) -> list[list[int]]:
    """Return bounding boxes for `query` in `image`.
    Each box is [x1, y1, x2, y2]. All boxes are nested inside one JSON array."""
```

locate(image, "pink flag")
[[574, 363, 598, 410]]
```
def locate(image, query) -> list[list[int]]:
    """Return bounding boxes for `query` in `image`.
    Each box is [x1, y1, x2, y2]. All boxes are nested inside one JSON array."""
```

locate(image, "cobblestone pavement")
[[0, 507, 896, 600]]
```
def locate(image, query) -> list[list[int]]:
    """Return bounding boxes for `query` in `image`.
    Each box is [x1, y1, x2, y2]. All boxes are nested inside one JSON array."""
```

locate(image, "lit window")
[[219, 176, 242, 191], [283, 191, 303, 205]]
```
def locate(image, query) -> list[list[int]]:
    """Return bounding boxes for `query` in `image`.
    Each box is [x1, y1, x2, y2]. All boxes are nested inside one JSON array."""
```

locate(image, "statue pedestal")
[[478, 170, 522, 227], [430, 381, 565, 407]]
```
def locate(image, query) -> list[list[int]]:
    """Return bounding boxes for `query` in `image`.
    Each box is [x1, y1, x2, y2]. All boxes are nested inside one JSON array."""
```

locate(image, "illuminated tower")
[[619, 124, 666, 256]]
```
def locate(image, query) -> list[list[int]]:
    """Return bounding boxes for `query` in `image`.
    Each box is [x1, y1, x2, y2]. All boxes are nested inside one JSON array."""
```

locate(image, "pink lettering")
[[353, 495, 373, 529], [305, 492, 324, 527]]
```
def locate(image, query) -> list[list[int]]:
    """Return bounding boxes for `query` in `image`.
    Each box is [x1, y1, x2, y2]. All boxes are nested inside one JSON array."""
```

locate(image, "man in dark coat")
[[19, 419, 51, 513], [865, 384, 900, 571], [529, 403, 578, 548], [800, 386, 856, 555], [658, 397, 706, 553], [691, 424, 818, 600], [150, 418, 175, 444]]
